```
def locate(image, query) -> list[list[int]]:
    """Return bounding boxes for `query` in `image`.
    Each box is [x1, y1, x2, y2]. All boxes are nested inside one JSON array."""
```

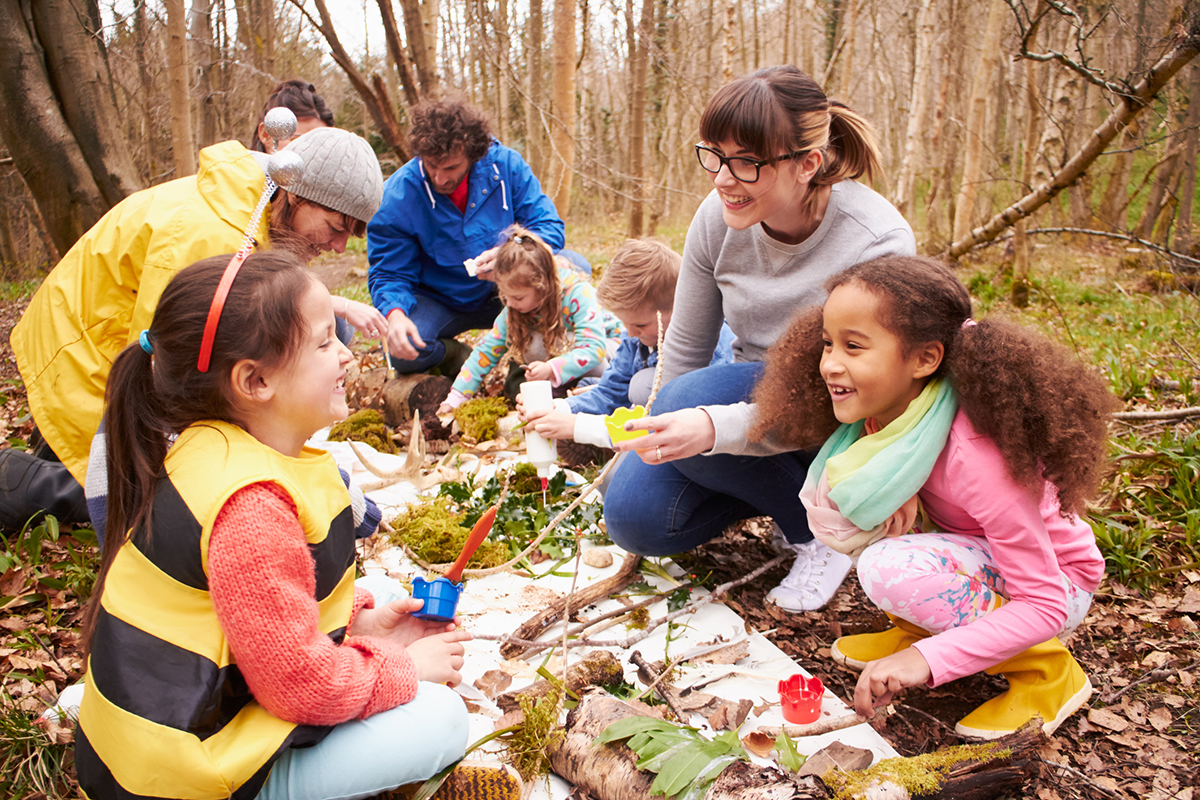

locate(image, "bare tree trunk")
[[952, 0, 1005, 242], [946, 20, 1200, 258], [1176, 63, 1200, 250], [377, 0, 421, 107], [627, 0, 654, 237], [399, 0, 441, 97], [0, 0, 138, 255], [546, 0, 577, 216], [27, 0, 141, 207], [165, 0, 197, 178], [1138, 145, 1181, 240], [892, 0, 933, 217], [526, 0, 546, 176], [1012, 5, 1047, 307], [722, 0, 736, 83], [191, 0, 221, 149], [496, 0, 511, 142]]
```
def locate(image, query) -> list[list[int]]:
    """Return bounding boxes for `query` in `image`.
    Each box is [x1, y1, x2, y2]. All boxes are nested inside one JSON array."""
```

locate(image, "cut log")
[[547, 692, 826, 800], [499, 553, 643, 660], [381, 373, 453, 441]]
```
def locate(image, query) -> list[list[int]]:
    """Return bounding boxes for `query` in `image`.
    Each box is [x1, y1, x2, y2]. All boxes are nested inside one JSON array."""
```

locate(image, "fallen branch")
[[1101, 659, 1200, 704], [755, 705, 891, 739], [487, 554, 788, 659], [630, 650, 690, 722], [497, 552, 643, 659], [1112, 406, 1200, 422], [970, 226, 1200, 268]]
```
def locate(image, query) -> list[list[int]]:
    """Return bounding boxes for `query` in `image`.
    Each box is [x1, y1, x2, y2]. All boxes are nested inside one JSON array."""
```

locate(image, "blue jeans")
[[603, 362, 816, 557], [256, 575, 469, 800], [391, 289, 505, 373]]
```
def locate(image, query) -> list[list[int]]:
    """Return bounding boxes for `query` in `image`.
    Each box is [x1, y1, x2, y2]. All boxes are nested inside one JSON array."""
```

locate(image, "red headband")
[[196, 250, 250, 372]]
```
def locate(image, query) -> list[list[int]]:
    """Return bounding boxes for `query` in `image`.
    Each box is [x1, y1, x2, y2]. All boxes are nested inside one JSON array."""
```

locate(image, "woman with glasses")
[[604, 65, 915, 614]]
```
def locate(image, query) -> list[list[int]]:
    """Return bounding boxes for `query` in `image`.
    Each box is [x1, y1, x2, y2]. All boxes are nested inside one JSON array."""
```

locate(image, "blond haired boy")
[[521, 239, 733, 447]]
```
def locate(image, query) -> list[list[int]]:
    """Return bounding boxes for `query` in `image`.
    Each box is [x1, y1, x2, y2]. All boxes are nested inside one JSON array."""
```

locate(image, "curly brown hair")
[[493, 226, 570, 361], [751, 255, 1120, 516], [408, 98, 493, 162]]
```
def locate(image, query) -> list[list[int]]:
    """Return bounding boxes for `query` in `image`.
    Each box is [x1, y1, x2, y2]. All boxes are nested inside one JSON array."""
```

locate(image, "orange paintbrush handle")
[[443, 505, 499, 583]]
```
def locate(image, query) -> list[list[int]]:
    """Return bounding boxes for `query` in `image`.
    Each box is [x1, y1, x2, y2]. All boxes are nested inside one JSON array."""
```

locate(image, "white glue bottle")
[[520, 380, 558, 491]]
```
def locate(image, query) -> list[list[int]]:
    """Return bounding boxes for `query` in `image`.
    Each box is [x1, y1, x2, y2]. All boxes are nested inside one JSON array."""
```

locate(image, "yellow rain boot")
[[831, 614, 931, 671], [954, 637, 1092, 740]]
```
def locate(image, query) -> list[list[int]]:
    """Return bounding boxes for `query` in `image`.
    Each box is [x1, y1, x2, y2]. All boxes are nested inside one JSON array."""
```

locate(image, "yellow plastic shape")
[[605, 405, 649, 443]]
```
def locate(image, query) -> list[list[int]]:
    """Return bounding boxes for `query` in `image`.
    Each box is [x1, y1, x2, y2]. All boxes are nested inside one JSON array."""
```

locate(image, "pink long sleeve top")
[[207, 482, 420, 726], [910, 410, 1105, 686]]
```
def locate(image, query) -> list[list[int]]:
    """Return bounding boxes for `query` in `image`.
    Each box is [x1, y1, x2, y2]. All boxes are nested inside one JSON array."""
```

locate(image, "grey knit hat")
[[283, 127, 383, 223]]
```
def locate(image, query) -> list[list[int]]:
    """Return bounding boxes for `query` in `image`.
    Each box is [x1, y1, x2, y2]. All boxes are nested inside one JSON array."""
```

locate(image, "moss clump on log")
[[328, 409, 396, 454], [454, 396, 510, 441], [387, 498, 507, 569], [823, 742, 1009, 800]]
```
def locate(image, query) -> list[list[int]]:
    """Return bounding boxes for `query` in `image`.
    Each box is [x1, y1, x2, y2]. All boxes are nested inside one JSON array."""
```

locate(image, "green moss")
[[627, 607, 650, 630], [386, 498, 508, 569], [507, 685, 565, 781], [823, 742, 1009, 800], [327, 409, 396, 454], [511, 461, 543, 495], [454, 396, 511, 441]]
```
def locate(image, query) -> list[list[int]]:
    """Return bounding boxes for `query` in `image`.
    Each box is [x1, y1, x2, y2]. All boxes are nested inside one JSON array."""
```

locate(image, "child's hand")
[[529, 409, 576, 440], [349, 597, 462, 648], [438, 388, 468, 416], [406, 630, 472, 687], [853, 648, 932, 718], [523, 361, 554, 382]]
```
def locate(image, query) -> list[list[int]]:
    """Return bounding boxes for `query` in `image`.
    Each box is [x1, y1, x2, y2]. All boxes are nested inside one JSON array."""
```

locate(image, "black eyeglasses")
[[694, 144, 810, 183]]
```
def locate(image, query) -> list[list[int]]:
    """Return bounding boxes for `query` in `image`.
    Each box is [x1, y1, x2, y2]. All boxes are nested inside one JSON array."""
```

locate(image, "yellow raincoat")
[[10, 142, 270, 483]]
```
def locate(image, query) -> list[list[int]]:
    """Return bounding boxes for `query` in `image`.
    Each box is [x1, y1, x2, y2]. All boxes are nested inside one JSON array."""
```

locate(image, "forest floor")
[[0, 251, 1198, 799]]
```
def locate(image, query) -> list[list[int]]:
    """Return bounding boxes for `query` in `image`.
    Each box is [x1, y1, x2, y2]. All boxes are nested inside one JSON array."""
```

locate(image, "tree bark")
[[1176, 63, 1200, 250], [946, 19, 1200, 259], [191, 0, 221, 149], [952, 0, 1005, 242], [399, 0, 440, 97], [377, 0, 421, 107], [165, 0, 197, 178], [1011, 1, 1048, 306], [27, 0, 141, 208], [627, 0, 654, 237], [526, 0, 546, 176], [892, 0, 934, 217], [0, 0, 117, 255], [546, 0, 577, 216]]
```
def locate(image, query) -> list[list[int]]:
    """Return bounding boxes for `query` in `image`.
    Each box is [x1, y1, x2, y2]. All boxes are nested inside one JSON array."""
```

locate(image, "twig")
[[1035, 757, 1127, 800], [477, 554, 789, 655], [26, 628, 71, 680], [756, 705, 892, 738], [630, 650, 689, 722], [562, 586, 689, 640], [898, 702, 959, 736], [1102, 659, 1199, 704], [1113, 406, 1200, 421]]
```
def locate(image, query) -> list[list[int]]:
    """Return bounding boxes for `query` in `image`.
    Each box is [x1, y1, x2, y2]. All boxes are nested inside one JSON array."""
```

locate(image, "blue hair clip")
[[139, 329, 154, 354]]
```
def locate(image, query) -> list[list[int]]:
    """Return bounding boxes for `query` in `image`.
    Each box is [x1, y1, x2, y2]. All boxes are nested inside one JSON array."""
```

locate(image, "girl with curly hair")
[[751, 255, 1119, 740], [603, 65, 915, 615], [438, 227, 620, 411]]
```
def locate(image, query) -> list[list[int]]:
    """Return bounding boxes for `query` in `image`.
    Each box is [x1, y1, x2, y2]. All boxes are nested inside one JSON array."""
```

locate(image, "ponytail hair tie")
[[961, 318, 977, 330], [139, 330, 154, 354]]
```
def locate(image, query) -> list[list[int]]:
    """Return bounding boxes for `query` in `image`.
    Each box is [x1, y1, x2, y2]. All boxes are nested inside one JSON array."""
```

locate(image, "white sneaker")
[[766, 539, 853, 612]]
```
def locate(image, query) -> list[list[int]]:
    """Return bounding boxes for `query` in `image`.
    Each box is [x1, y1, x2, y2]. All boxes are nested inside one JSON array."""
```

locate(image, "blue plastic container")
[[410, 575, 464, 622]]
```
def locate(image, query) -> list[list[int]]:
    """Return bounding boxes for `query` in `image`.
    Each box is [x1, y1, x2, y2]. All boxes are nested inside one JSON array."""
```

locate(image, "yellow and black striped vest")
[[76, 422, 358, 800]]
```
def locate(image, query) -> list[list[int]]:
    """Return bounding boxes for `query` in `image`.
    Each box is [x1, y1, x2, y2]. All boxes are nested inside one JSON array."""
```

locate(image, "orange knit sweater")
[[207, 481, 419, 726]]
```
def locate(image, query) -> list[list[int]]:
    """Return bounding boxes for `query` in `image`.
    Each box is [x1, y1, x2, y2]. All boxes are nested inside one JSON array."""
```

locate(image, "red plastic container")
[[778, 674, 824, 724]]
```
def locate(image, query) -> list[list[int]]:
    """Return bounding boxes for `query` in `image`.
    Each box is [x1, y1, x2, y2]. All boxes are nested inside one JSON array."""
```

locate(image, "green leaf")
[[648, 743, 715, 797], [593, 716, 678, 747], [773, 730, 807, 772]]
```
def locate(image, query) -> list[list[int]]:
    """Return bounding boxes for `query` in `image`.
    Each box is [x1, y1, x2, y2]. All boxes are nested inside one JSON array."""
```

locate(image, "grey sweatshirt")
[[662, 181, 916, 456]]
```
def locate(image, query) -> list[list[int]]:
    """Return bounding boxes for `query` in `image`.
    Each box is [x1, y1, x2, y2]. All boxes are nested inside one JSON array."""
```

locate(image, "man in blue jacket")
[[368, 99, 583, 374]]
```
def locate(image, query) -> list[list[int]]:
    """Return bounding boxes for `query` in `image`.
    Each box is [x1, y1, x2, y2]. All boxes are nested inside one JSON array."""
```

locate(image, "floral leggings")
[[856, 533, 1092, 637]]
